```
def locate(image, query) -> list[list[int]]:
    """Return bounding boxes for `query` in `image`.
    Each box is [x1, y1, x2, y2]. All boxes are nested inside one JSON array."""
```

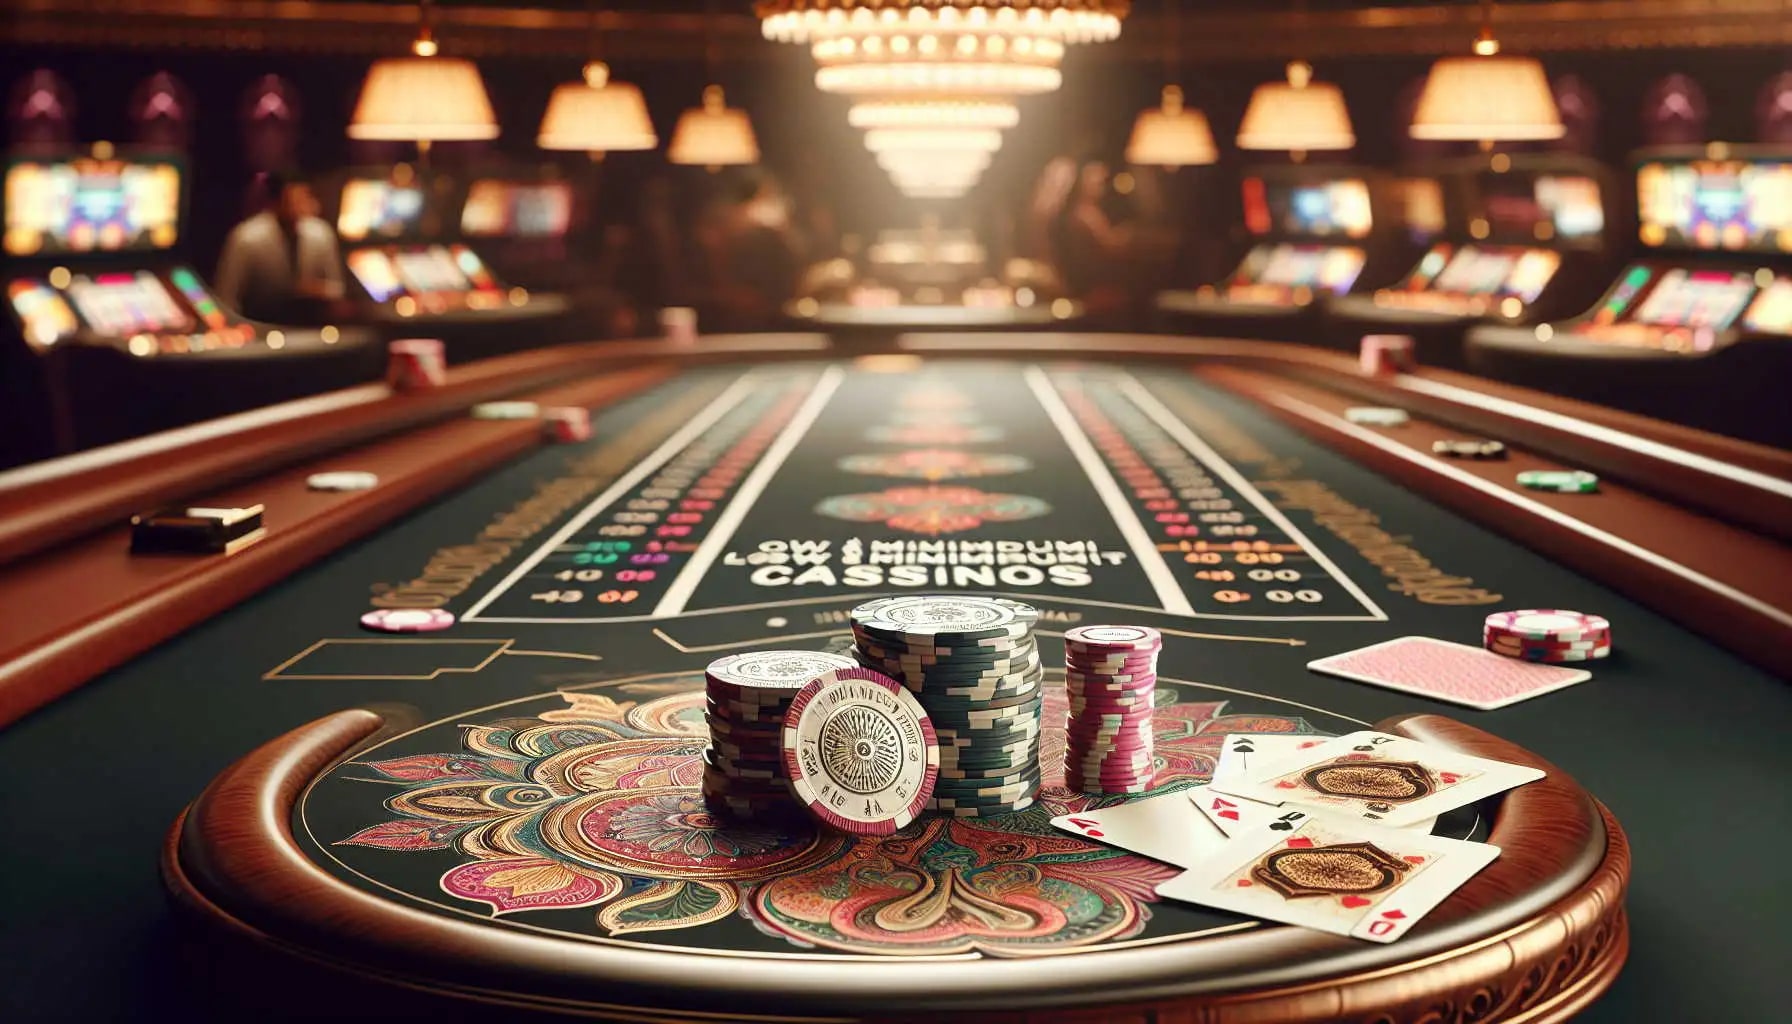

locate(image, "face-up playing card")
[[1212, 730, 1545, 828], [1193, 734, 1334, 838], [1050, 792, 1233, 868], [1155, 811, 1501, 943], [1307, 636, 1591, 711], [1187, 784, 1282, 836], [1214, 733, 1331, 784], [1191, 783, 1438, 838]]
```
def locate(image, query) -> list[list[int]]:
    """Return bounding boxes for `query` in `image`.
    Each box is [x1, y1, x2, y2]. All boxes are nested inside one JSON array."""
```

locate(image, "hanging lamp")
[[1235, 60, 1355, 159], [1128, 86, 1217, 169], [1126, 1, 1216, 169], [349, 0, 497, 153], [1410, 0, 1563, 145], [537, 5, 657, 156], [668, 3, 759, 170], [668, 85, 760, 169]]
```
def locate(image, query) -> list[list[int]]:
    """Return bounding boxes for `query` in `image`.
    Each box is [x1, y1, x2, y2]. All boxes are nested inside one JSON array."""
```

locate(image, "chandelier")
[[759, 1, 1128, 97], [761, 1, 1128, 199]]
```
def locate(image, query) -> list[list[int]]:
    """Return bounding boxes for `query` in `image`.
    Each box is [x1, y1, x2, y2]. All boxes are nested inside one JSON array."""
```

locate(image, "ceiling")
[[5, 0, 1790, 61]]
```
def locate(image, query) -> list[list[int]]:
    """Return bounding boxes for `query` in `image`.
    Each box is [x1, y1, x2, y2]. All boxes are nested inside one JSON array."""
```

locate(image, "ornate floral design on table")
[[837, 449, 1034, 482], [814, 485, 1051, 536], [332, 677, 1325, 957]]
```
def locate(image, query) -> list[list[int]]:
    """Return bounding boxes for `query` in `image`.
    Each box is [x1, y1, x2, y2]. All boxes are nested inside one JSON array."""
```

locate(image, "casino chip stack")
[[1062, 625, 1161, 794], [1484, 609, 1612, 663], [386, 339, 445, 391], [702, 650, 858, 822], [849, 595, 1043, 818]]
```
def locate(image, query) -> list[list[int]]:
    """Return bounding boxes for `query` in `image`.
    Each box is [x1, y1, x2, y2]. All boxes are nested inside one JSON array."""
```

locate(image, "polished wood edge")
[[898, 332, 1792, 543], [0, 364, 672, 728], [1202, 363, 1792, 680], [0, 335, 830, 565], [163, 705, 1624, 1022]]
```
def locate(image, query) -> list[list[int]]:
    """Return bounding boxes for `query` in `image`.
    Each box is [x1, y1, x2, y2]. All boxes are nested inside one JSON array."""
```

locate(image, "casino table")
[[1, 333, 1788, 1023]]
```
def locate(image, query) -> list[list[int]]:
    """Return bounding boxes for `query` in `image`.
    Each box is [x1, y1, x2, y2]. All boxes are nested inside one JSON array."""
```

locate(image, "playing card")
[[1192, 783, 1439, 836], [1155, 811, 1501, 943], [1214, 733, 1331, 784], [1188, 784, 1283, 836], [1050, 792, 1232, 868], [1193, 734, 1333, 838], [1307, 636, 1591, 711], [1213, 730, 1545, 828]]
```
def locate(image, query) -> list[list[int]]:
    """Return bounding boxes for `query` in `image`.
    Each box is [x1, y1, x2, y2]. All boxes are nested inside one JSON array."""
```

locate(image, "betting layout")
[[463, 362, 1385, 624], [464, 369, 829, 619], [1048, 369, 1382, 618]]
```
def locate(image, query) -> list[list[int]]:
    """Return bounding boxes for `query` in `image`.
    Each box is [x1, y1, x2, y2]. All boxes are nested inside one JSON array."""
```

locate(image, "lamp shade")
[[1411, 55, 1565, 142], [537, 64, 657, 152], [1236, 80, 1355, 152], [1127, 86, 1217, 168], [348, 56, 498, 141], [667, 85, 759, 167]]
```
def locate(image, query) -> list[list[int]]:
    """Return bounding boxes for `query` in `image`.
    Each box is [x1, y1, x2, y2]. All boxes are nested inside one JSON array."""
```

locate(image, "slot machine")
[[456, 171, 623, 336], [1466, 147, 1792, 446], [1328, 154, 1619, 369], [1156, 164, 1417, 343], [331, 167, 575, 362], [0, 149, 378, 467]]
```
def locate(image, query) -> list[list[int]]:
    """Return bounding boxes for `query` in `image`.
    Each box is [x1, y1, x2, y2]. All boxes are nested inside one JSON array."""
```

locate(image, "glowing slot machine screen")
[[460, 181, 573, 238], [1504, 250, 1562, 303], [1637, 160, 1792, 252], [1631, 269, 1757, 329], [7, 279, 80, 346], [337, 180, 426, 242], [1317, 247, 1367, 294], [1259, 245, 1326, 287], [347, 249, 406, 303], [393, 246, 471, 295], [1538, 176, 1605, 239], [1435, 248, 1517, 296], [3, 158, 183, 256], [1743, 278, 1792, 334], [65, 272, 193, 337]]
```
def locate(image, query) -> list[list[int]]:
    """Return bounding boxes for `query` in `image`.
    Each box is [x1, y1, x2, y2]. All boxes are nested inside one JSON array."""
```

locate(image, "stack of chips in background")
[[1359, 334, 1416, 377], [386, 338, 445, 391], [851, 595, 1043, 818], [1062, 625, 1162, 794], [543, 406, 592, 443], [701, 650, 858, 821], [1483, 609, 1612, 663]]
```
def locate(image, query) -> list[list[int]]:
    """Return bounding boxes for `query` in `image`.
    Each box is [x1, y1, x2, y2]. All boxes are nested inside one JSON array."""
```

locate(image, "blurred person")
[[697, 169, 802, 328], [215, 169, 345, 324], [1053, 159, 1134, 311], [1023, 155, 1079, 263]]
